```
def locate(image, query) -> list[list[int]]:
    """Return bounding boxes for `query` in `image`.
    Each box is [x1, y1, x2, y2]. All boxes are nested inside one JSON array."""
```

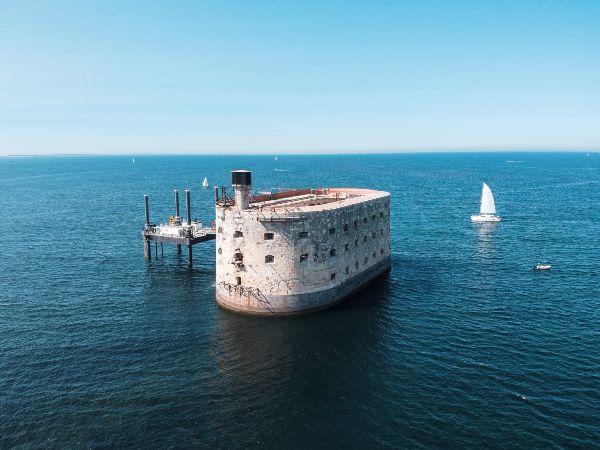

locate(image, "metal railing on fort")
[[256, 207, 306, 223], [217, 282, 274, 312]]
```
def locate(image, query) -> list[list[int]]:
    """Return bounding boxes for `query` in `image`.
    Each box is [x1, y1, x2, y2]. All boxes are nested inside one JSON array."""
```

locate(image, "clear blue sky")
[[1, 0, 599, 154]]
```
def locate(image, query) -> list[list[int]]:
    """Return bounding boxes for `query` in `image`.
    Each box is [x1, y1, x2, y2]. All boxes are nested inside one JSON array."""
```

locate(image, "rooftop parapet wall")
[[250, 189, 315, 204], [249, 188, 388, 212]]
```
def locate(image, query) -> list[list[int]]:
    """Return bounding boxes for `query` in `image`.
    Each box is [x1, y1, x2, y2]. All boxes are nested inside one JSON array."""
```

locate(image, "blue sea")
[[1, 153, 599, 448]]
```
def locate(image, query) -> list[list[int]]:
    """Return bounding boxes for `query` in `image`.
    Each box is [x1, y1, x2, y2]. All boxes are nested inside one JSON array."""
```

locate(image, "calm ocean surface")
[[1, 153, 599, 448]]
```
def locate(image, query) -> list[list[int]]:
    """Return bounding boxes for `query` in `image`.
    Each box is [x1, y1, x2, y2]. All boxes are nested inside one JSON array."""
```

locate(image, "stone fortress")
[[215, 170, 391, 315]]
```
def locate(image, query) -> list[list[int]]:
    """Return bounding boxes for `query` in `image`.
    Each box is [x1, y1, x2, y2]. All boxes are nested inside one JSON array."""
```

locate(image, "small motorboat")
[[533, 263, 551, 271]]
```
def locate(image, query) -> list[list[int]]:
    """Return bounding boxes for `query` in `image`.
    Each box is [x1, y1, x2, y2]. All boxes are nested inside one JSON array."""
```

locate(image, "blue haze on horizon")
[[1, 0, 599, 155]]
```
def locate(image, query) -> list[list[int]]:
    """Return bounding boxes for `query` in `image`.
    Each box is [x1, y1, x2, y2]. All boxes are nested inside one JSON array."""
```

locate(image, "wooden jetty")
[[142, 189, 216, 267]]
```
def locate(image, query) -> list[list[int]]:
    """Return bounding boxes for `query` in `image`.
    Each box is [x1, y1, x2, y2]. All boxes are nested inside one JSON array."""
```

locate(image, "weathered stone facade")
[[215, 177, 391, 315]]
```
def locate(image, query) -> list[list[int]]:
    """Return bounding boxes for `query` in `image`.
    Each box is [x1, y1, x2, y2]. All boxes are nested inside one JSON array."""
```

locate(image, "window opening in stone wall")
[[330, 248, 336, 257], [372, 231, 377, 239], [354, 220, 358, 229], [236, 277, 241, 286], [363, 217, 368, 224], [355, 261, 359, 269], [298, 231, 308, 239], [345, 266, 349, 275], [331, 273, 336, 280], [373, 252, 376, 259], [234, 252, 243, 262], [363, 236, 367, 243], [345, 243, 349, 252], [364, 257, 368, 265], [372, 214, 376, 220], [217, 226, 223, 233], [380, 212, 384, 218], [265, 255, 274, 263], [329, 227, 336, 235], [234, 230, 243, 238], [381, 248, 384, 255], [355, 239, 359, 247], [218, 248, 222, 255], [264, 232, 274, 240], [300, 253, 308, 262], [343, 224, 349, 232]]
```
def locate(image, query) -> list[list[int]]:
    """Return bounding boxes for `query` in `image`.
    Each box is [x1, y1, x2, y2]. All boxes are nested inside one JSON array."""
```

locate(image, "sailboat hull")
[[470, 214, 501, 222]]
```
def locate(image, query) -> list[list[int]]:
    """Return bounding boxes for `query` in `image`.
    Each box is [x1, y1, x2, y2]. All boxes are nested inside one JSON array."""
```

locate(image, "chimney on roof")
[[231, 170, 251, 210]]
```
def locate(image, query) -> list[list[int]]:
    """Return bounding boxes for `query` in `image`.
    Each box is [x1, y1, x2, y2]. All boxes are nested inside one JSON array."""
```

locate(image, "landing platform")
[[142, 226, 216, 245]]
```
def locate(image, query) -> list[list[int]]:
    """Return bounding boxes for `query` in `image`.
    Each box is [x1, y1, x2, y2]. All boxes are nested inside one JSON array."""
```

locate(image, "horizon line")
[[2, 148, 599, 157]]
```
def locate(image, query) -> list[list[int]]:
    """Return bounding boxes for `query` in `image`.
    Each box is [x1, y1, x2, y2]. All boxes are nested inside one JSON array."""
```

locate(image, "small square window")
[[265, 255, 274, 263], [343, 224, 349, 232], [331, 273, 336, 281], [329, 227, 336, 235], [264, 232, 274, 240], [234, 230, 243, 238], [298, 231, 308, 239], [363, 217, 367, 224], [330, 248, 336, 257]]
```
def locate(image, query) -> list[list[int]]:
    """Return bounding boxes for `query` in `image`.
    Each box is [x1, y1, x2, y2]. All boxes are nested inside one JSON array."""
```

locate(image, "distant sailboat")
[[132, 157, 135, 164], [202, 177, 209, 188], [471, 183, 501, 222]]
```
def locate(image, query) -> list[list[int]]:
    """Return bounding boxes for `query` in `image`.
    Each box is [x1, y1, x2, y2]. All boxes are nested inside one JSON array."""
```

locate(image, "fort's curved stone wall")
[[215, 189, 391, 315]]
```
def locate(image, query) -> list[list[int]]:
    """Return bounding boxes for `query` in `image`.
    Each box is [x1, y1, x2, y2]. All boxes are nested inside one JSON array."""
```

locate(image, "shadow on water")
[[206, 275, 394, 447]]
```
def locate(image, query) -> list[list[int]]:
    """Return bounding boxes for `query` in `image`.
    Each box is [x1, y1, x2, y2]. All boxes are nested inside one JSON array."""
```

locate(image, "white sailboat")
[[202, 177, 209, 188], [471, 183, 501, 222]]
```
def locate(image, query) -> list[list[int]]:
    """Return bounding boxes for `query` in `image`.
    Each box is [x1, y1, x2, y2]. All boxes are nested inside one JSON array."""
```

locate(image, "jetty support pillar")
[[174, 190, 181, 254], [186, 189, 192, 267], [144, 194, 151, 260]]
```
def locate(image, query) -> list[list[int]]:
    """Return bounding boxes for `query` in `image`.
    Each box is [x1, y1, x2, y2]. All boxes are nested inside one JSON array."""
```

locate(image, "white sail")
[[480, 183, 496, 215], [202, 177, 209, 188]]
